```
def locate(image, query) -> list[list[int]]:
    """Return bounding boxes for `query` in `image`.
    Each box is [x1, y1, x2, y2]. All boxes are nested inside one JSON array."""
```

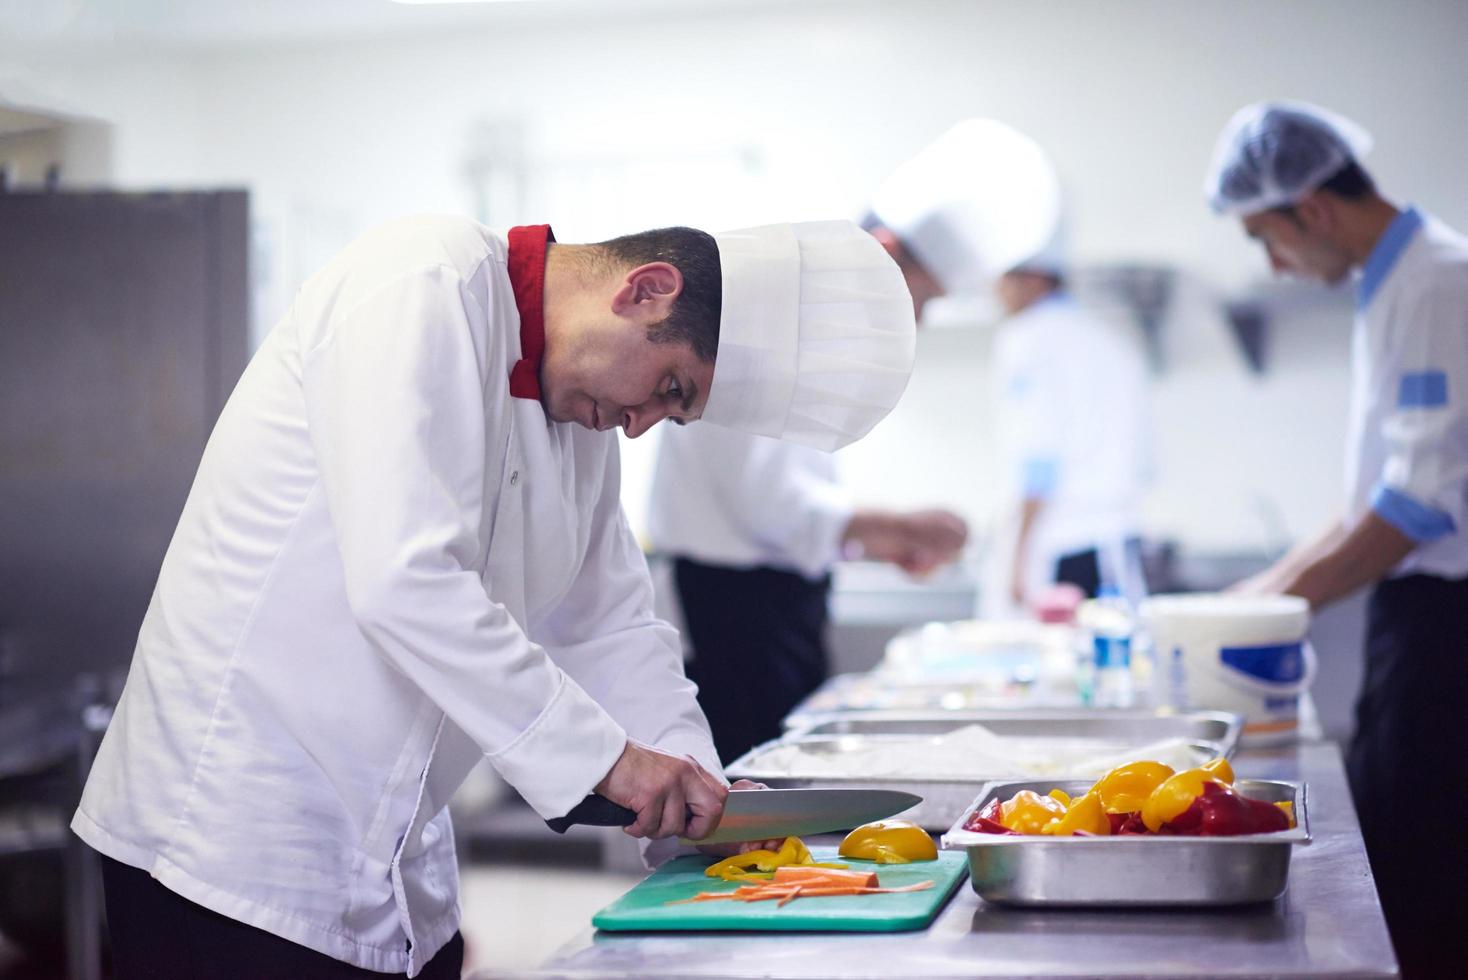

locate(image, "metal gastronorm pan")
[[942, 777, 1310, 906], [725, 711, 1242, 830]]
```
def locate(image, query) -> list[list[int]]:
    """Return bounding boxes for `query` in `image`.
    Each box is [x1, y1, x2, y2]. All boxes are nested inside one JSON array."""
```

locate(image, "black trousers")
[[1345, 574, 1468, 979], [675, 558, 831, 766], [98, 852, 465, 979], [1053, 538, 1145, 599]]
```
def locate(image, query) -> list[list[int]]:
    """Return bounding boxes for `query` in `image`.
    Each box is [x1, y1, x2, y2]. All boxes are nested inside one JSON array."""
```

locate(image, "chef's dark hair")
[[1271, 160, 1376, 219], [596, 227, 722, 363]]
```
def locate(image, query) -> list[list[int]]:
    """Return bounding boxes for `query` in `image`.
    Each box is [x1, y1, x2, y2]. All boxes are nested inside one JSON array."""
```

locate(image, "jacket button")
[[509, 470, 519, 486]]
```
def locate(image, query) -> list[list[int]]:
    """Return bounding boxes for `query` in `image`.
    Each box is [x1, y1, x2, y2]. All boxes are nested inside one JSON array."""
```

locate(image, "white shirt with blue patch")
[[1345, 206, 1468, 579]]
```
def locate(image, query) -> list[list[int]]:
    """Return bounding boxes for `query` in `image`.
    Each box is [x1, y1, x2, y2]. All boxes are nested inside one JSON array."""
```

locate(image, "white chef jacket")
[[72, 216, 720, 976], [647, 424, 854, 581], [1344, 206, 1468, 579], [986, 293, 1152, 607]]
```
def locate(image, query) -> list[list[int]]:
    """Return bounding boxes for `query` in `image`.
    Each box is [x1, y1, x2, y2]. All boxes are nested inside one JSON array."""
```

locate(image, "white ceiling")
[[0, 0, 812, 52]]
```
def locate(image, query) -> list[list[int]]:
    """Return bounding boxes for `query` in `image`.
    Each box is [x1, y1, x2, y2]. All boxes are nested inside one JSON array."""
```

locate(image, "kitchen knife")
[[545, 787, 922, 844]]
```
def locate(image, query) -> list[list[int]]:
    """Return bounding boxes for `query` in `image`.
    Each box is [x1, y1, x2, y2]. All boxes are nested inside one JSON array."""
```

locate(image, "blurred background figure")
[[1207, 100, 1468, 978], [648, 418, 968, 765], [867, 120, 1153, 617]]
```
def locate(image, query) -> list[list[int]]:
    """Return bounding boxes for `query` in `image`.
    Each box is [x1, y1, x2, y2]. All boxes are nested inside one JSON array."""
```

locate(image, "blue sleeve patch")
[[1371, 483, 1456, 542], [1398, 370, 1448, 408], [1022, 457, 1059, 498]]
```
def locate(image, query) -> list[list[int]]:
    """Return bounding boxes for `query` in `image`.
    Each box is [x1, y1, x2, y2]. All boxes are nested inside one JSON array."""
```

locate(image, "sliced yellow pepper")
[[1092, 761, 1175, 814], [999, 789, 1068, 834], [1275, 800, 1296, 828], [1141, 767, 1222, 832], [703, 836, 848, 881], [838, 819, 938, 864], [1041, 789, 1111, 836], [1201, 757, 1236, 784]]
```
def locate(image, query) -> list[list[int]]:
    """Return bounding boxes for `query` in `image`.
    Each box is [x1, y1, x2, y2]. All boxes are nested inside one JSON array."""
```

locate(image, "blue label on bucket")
[[1220, 642, 1305, 683]]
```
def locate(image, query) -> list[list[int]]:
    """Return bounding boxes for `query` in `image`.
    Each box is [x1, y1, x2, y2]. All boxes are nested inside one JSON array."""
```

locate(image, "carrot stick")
[[772, 866, 879, 888], [664, 878, 935, 906]]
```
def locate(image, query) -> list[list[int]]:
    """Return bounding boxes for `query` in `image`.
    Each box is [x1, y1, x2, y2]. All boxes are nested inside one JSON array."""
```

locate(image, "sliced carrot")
[[664, 878, 936, 907], [771, 866, 879, 888]]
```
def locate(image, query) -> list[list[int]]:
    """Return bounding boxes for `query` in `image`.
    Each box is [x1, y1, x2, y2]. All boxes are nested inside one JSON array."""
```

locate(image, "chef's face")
[[542, 330, 714, 438], [541, 259, 716, 438], [1241, 203, 1354, 286], [870, 226, 944, 320]]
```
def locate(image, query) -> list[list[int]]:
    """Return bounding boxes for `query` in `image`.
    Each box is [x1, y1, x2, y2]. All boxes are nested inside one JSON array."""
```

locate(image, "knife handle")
[[545, 794, 638, 833]]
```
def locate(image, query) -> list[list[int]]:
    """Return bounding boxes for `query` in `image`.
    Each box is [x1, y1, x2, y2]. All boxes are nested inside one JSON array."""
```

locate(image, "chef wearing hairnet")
[[1206, 101, 1468, 977], [71, 215, 917, 978], [869, 120, 1152, 614], [647, 228, 964, 765]]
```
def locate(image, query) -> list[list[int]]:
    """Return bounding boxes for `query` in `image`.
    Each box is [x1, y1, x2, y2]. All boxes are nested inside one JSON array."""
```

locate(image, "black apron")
[[674, 557, 831, 766], [1346, 573, 1468, 978]]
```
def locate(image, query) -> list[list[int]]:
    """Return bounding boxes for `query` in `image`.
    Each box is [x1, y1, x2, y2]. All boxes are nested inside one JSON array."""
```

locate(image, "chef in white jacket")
[[868, 120, 1151, 614], [1206, 101, 1468, 977], [72, 215, 915, 978], [648, 425, 966, 764]]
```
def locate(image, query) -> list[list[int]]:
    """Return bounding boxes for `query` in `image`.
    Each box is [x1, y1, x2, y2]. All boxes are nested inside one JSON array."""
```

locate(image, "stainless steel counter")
[[473, 741, 1398, 979]]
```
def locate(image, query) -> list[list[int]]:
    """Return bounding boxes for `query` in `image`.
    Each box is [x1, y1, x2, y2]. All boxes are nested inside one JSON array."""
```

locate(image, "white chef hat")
[[701, 220, 916, 452], [869, 119, 1064, 294], [1205, 101, 1374, 216]]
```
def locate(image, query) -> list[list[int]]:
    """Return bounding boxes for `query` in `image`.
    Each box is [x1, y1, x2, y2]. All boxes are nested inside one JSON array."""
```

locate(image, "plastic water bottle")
[[1089, 586, 1135, 709]]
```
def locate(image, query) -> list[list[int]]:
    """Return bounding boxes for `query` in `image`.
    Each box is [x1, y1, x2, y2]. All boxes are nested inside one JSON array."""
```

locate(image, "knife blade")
[[545, 788, 921, 844]]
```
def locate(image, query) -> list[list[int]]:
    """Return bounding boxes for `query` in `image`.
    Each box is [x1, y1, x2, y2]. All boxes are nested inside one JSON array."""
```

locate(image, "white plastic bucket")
[[1139, 594, 1314, 745]]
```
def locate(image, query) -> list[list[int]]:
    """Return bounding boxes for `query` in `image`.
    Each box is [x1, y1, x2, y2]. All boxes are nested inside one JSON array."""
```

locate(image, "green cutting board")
[[592, 847, 968, 933]]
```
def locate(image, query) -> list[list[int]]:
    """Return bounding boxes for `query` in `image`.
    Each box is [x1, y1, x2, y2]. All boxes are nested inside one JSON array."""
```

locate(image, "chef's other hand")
[[845, 509, 969, 577], [696, 779, 786, 858], [595, 739, 727, 841]]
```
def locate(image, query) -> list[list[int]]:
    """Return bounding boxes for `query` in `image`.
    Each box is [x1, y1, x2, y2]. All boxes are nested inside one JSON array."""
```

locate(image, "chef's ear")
[[1293, 191, 1335, 236], [613, 262, 683, 321]]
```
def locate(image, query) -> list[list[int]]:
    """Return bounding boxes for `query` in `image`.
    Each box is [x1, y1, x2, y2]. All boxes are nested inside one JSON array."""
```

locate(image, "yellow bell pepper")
[[999, 789, 1069, 834], [1275, 801, 1296, 828], [1092, 761, 1175, 814], [703, 836, 848, 881], [1141, 767, 1227, 832], [1201, 757, 1235, 784], [1040, 789, 1112, 836], [838, 819, 938, 863]]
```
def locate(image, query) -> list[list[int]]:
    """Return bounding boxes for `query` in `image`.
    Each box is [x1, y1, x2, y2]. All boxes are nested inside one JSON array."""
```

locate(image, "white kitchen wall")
[[7, 0, 1465, 554]]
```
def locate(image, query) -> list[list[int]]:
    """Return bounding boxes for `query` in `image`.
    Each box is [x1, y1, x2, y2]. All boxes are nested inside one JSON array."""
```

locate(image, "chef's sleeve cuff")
[[487, 673, 628, 820], [1370, 483, 1457, 543]]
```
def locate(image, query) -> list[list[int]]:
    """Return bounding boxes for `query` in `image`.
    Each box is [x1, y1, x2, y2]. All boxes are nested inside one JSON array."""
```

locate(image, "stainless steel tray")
[[942, 778, 1310, 906], [783, 673, 1080, 729], [726, 711, 1242, 830], [788, 710, 1241, 749]]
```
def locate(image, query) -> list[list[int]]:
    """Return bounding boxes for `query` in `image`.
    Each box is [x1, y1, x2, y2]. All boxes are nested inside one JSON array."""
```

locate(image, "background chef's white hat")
[[701, 220, 916, 452], [1205, 101, 1374, 216], [869, 119, 1064, 294]]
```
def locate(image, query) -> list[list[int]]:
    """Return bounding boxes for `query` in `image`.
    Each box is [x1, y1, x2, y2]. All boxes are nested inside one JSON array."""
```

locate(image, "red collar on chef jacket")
[[507, 223, 556, 400]]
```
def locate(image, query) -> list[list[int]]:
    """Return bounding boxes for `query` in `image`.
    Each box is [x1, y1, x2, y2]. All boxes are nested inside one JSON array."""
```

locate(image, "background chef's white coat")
[[982, 294, 1152, 613], [71, 215, 720, 977], [647, 423, 855, 581], [1345, 209, 1468, 577]]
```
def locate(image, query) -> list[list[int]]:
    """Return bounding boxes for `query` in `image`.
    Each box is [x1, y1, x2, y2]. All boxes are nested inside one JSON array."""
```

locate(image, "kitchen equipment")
[[727, 711, 1241, 830], [546, 787, 922, 845], [1140, 594, 1314, 745], [783, 672, 1080, 731], [591, 847, 969, 932], [942, 777, 1309, 906]]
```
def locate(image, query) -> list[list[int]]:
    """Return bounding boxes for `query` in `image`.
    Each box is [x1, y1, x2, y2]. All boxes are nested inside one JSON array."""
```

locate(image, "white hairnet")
[[1205, 101, 1373, 216]]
